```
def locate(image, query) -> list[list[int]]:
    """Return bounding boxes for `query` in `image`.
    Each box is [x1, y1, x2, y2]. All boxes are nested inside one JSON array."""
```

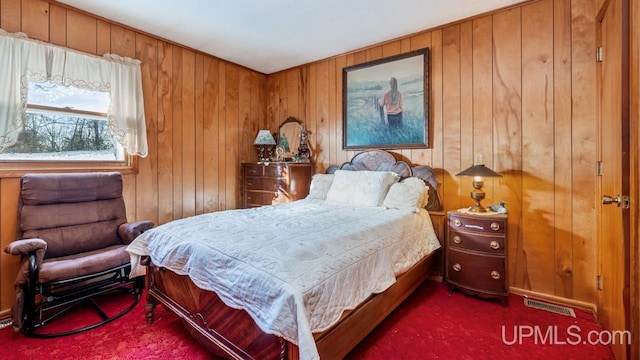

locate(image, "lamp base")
[[467, 204, 488, 213]]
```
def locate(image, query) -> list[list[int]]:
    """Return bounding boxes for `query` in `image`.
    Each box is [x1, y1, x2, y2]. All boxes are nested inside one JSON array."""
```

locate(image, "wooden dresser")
[[241, 162, 313, 208], [446, 210, 508, 306]]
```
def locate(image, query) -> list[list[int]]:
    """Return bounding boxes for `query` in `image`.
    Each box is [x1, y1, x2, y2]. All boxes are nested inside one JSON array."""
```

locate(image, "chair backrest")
[[19, 172, 127, 259]]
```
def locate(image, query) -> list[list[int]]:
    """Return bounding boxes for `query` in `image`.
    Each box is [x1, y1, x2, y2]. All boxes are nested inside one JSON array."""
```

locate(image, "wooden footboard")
[[146, 248, 439, 360], [145, 211, 445, 360]]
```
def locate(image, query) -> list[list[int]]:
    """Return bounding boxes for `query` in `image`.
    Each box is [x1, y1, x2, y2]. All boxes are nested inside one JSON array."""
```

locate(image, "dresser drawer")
[[449, 214, 506, 235], [243, 164, 265, 177], [447, 249, 506, 295], [245, 191, 276, 206], [449, 231, 505, 254], [244, 177, 286, 191]]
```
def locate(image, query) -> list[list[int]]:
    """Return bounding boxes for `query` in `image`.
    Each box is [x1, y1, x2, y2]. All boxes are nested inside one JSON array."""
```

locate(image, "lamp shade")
[[254, 130, 276, 145], [456, 164, 502, 178]]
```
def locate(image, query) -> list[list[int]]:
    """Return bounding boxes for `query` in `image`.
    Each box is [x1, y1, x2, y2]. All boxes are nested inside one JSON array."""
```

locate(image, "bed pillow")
[[325, 170, 399, 207], [383, 177, 430, 211], [306, 174, 334, 200]]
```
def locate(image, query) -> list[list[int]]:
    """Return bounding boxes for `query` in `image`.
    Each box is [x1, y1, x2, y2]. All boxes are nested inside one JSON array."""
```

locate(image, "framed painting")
[[342, 48, 429, 149]]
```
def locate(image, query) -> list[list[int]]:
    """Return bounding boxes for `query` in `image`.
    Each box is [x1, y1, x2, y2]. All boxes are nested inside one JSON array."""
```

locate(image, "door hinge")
[[596, 275, 602, 291], [596, 161, 603, 176], [596, 47, 603, 62]]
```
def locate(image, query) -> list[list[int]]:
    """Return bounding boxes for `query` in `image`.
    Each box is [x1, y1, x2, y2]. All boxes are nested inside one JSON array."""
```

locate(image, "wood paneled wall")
[[0, 0, 602, 314], [0, 0, 266, 313], [265, 0, 599, 304]]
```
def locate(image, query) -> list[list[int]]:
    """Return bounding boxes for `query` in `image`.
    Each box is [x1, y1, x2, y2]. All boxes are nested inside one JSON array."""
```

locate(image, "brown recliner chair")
[[4, 172, 153, 337]]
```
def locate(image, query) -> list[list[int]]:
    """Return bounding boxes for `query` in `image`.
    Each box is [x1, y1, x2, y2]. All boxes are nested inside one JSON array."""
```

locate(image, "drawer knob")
[[246, 182, 253, 186], [490, 222, 500, 231], [491, 271, 501, 280], [452, 235, 461, 244], [453, 263, 462, 272], [489, 241, 500, 250], [453, 219, 462, 227]]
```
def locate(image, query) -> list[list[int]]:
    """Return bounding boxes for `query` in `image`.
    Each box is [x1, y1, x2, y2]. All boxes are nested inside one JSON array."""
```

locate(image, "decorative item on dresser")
[[446, 209, 508, 306], [242, 162, 314, 208]]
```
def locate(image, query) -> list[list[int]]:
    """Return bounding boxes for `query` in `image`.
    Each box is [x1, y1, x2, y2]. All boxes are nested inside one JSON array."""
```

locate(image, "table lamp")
[[456, 155, 502, 213], [254, 130, 276, 162]]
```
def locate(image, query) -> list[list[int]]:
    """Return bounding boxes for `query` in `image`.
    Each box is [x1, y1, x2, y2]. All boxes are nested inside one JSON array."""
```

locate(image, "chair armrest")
[[118, 220, 154, 245], [4, 238, 47, 256]]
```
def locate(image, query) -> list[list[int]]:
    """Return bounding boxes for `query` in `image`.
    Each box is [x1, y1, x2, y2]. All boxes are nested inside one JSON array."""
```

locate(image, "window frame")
[[0, 104, 137, 178]]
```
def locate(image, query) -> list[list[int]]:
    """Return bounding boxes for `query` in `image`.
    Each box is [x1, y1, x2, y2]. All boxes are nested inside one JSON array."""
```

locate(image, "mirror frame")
[[276, 116, 305, 161]]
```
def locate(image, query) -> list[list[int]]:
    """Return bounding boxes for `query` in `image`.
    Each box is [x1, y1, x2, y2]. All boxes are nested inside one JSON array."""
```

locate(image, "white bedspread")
[[126, 199, 440, 360]]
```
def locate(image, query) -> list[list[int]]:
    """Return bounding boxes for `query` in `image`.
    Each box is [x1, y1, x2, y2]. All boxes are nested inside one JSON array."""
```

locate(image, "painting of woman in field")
[[342, 48, 429, 149]]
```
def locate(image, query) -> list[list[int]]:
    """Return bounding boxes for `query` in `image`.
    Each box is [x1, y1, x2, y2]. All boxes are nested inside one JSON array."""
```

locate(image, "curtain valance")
[[0, 29, 148, 157]]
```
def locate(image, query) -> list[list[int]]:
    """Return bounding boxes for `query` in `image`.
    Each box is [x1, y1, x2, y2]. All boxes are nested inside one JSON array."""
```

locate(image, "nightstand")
[[446, 210, 508, 306], [241, 162, 313, 208]]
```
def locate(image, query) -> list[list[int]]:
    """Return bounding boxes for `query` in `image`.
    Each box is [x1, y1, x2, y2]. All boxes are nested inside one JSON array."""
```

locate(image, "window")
[[0, 82, 125, 162]]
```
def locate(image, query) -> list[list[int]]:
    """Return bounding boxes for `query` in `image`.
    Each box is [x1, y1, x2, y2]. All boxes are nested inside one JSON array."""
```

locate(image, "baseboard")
[[509, 287, 597, 314]]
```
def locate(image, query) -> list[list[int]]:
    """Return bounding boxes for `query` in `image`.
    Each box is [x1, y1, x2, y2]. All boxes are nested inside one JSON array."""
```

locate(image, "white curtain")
[[0, 29, 148, 157]]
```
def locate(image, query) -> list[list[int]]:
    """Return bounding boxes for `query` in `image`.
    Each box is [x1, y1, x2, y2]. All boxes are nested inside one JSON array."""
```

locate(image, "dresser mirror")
[[276, 116, 304, 161]]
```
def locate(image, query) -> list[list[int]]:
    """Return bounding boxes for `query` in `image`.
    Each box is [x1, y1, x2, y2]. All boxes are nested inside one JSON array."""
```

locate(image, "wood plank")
[[224, 64, 240, 209], [66, 10, 96, 54], [48, 3, 66, 46], [570, 0, 598, 303], [459, 21, 474, 194], [110, 24, 135, 58], [430, 29, 444, 180], [315, 60, 330, 169], [327, 58, 336, 164], [203, 56, 220, 213], [441, 25, 462, 211], [195, 53, 205, 215], [238, 68, 252, 164], [0, 0, 21, 33], [157, 41, 174, 224], [181, 49, 196, 217], [552, 0, 574, 298], [21, 0, 49, 41], [307, 63, 318, 169], [472, 16, 494, 203], [521, 0, 555, 295], [333, 56, 348, 166], [134, 33, 158, 224], [96, 19, 110, 55], [172, 46, 184, 219], [409, 32, 432, 167], [217, 61, 227, 210], [492, 7, 523, 290], [0, 178, 20, 311]]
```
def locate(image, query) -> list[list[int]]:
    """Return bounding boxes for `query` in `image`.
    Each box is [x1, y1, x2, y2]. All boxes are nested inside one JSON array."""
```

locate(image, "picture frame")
[[342, 48, 429, 150]]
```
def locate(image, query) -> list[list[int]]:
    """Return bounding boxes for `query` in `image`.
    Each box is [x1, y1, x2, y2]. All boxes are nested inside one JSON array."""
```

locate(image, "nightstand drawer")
[[449, 231, 505, 254], [244, 178, 286, 191], [449, 214, 506, 234], [447, 249, 506, 294]]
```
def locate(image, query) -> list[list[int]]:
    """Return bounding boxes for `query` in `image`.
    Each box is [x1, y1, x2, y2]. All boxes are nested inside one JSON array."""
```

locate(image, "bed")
[[127, 150, 445, 360]]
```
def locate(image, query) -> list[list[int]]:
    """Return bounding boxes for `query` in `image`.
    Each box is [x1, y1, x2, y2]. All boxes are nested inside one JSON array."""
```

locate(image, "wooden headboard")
[[326, 150, 443, 212]]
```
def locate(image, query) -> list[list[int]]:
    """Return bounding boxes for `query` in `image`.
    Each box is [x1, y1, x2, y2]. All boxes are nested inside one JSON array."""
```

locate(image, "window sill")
[[0, 157, 138, 178]]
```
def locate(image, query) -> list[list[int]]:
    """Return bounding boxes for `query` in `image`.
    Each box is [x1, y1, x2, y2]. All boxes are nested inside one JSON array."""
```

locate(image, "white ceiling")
[[57, 0, 523, 74]]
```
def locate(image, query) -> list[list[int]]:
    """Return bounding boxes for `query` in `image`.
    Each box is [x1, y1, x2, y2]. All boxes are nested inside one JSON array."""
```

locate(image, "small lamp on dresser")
[[254, 130, 276, 162], [456, 155, 502, 213]]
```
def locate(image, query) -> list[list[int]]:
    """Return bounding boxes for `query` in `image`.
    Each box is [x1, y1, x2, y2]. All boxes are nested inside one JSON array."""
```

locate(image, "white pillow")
[[325, 170, 399, 207], [383, 177, 430, 211], [306, 174, 334, 200]]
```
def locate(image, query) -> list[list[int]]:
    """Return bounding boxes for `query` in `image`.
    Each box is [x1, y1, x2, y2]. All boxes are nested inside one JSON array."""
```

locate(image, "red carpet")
[[0, 281, 614, 360]]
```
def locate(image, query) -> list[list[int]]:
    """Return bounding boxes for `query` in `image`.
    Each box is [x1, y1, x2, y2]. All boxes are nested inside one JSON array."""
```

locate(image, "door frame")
[[596, 0, 631, 359]]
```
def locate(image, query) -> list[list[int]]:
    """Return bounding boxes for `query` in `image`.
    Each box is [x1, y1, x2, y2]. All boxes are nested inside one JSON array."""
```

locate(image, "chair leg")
[[25, 271, 143, 338]]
